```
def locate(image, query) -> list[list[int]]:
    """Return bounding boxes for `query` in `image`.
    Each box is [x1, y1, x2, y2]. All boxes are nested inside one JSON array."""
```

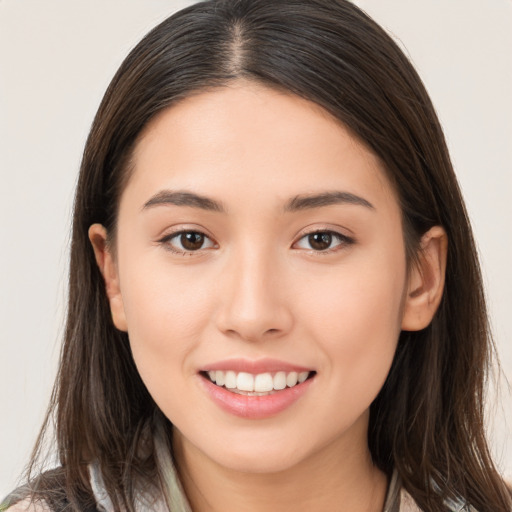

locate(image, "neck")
[[172, 423, 388, 512]]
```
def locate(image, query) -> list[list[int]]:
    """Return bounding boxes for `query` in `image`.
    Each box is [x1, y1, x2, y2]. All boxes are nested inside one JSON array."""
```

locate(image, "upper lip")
[[200, 358, 314, 374]]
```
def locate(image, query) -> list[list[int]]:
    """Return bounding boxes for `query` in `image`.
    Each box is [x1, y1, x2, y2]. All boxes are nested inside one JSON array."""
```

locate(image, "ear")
[[88, 224, 128, 332], [401, 226, 448, 331]]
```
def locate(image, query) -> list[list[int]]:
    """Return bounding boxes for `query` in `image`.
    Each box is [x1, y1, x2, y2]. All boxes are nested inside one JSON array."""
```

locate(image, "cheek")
[[302, 251, 406, 396], [117, 258, 215, 394]]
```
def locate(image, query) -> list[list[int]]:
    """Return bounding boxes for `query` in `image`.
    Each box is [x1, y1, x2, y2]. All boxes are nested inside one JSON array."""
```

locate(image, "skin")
[[90, 82, 447, 512]]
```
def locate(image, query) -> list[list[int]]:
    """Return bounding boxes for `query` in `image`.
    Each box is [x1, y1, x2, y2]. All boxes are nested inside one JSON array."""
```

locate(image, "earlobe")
[[88, 224, 128, 332], [401, 226, 448, 332]]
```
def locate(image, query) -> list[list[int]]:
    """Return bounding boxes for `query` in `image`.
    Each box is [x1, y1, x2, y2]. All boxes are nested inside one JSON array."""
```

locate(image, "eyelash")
[[158, 229, 354, 256], [293, 229, 355, 254], [159, 230, 216, 255]]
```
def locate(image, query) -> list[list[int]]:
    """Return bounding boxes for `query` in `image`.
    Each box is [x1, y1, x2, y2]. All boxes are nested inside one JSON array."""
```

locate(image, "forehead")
[[124, 82, 398, 214]]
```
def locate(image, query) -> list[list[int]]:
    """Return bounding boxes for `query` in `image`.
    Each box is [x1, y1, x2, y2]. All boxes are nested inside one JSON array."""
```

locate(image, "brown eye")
[[163, 230, 215, 254], [294, 230, 354, 252], [180, 232, 205, 250], [308, 232, 333, 251]]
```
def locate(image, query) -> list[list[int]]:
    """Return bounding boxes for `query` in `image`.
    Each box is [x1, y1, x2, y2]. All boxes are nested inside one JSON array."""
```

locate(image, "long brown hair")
[[16, 0, 511, 510]]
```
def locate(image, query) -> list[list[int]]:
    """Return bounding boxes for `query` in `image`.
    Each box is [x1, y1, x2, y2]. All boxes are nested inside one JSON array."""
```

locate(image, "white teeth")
[[237, 372, 254, 392], [298, 371, 309, 383], [286, 371, 298, 387], [225, 371, 237, 389], [206, 369, 312, 393], [255, 373, 274, 392], [215, 370, 225, 386], [273, 371, 287, 390]]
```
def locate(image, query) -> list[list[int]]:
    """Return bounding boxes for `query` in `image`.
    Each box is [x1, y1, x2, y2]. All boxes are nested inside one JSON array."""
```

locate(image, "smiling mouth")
[[201, 370, 315, 396]]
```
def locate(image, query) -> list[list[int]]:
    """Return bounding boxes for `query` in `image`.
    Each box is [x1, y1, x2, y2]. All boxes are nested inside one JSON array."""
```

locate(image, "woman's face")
[[94, 83, 421, 474]]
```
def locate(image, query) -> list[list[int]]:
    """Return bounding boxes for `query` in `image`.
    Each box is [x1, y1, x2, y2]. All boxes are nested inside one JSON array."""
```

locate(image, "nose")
[[215, 247, 294, 342]]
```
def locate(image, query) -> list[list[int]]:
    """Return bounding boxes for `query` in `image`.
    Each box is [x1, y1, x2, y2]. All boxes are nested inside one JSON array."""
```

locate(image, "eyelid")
[[157, 226, 217, 255], [292, 227, 355, 253], [156, 224, 355, 255]]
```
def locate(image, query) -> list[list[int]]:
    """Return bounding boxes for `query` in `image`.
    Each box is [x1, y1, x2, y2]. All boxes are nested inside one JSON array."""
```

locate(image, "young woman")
[[3, 0, 511, 511]]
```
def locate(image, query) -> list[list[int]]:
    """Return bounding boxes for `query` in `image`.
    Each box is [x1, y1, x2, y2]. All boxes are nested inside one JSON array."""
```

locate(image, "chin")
[[211, 445, 308, 475], [179, 425, 313, 475]]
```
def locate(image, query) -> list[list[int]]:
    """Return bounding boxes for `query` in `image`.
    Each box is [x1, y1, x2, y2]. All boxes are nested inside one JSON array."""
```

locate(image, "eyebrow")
[[142, 190, 226, 212], [284, 191, 375, 212], [141, 189, 374, 213]]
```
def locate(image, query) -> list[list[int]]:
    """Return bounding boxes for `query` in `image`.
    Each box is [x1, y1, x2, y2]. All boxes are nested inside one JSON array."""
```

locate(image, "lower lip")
[[199, 375, 314, 419]]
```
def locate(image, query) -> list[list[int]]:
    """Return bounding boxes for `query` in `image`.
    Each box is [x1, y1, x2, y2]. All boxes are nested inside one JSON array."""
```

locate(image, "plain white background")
[[1, 0, 511, 497]]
